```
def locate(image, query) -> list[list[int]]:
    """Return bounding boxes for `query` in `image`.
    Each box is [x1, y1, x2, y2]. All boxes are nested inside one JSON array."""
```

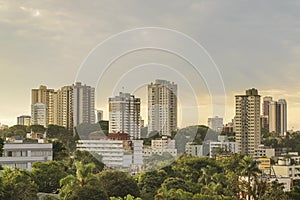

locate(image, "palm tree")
[[59, 161, 96, 199], [238, 156, 261, 200]]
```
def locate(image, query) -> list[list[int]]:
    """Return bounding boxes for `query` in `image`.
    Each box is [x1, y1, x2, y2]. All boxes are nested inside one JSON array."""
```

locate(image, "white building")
[[109, 92, 141, 139], [77, 139, 143, 171], [185, 142, 203, 157], [73, 82, 95, 126], [148, 80, 177, 136], [0, 141, 53, 170], [143, 137, 177, 157], [208, 116, 223, 132], [186, 136, 238, 158], [31, 103, 47, 127]]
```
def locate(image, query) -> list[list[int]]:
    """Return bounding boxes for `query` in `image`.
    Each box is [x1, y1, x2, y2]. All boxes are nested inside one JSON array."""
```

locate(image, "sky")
[[0, 0, 299, 130]]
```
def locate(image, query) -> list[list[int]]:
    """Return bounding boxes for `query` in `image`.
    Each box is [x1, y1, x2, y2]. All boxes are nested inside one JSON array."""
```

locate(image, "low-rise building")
[[0, 140, 53, 170], [77, 137, 143, 172], [272, 157, 300, 181], [254, 145, 275, 158], [185, 136, 238, 158], [143, 137, 177, 157]]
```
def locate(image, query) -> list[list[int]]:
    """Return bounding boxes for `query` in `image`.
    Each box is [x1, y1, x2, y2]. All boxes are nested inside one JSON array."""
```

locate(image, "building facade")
[[268, 99, 287, 136], [0, 141, 53, 170], [31, 85, 56, 125], [57, 85, 73, 130], [17, 115, 31, 126], [208, 116, 223, 132], [235, 88, 261, 156], [143, 137, 177, 157], [77, 139, 143, 172], [73, 82, 95, 126], [148, 80, 177, 136], [31, 103, 47, 127], [109, 92, 141, 139]]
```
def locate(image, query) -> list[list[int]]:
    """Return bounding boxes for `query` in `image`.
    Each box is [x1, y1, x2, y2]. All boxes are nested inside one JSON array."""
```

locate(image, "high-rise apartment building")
[[17, 115, 31, 126], [269, 99, 287, 136], [235, 88, 261, 156], [31, 85, 56, 126], [148, 80, 177, 136], [31, 103, 47, 127], [262, 96, 273, 130], [57, 86, 73, 130], [73, 82, 95, 126], [109, 92, 141, 139], [208, 116, 224, 132], [278, 99, 287, 136]]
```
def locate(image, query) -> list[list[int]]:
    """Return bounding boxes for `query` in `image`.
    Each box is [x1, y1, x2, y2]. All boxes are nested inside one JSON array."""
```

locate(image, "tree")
[[74, 150, 104, 173], [68, 184, 108, 200], [52, 140, 69, 161], [0, 137, 4, 156], [59, 161, 97, 199], [32, 161, 68, 193], [238, 156, 261, 200], [97, 170, 140, 198], [110, 194, 142, 200], [1, 167, 38, 200], [138, 170, 167, 200], [30, 125, 46, 133]]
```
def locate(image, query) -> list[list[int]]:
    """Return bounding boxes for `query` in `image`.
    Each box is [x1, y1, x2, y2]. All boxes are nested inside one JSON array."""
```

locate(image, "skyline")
[[2, 81, 296, 131], [0, 1, 300, 129]]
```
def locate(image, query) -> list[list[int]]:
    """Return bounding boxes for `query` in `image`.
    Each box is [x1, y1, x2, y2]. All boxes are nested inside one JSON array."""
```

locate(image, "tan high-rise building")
[[269, 101, 277, 133], [57, 86, 73, 131], [269, 99, 287, 136], [235, 88, 261, 156], [148, 80, 177, 136], [31, 85, 56, 126], [261, 96, 273, 130], [32, 85, 75, 130]]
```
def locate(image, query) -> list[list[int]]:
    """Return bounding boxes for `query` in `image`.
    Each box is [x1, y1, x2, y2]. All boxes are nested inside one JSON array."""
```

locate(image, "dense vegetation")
[[1, 124, 300, 199], [0, 154, 298, 199]]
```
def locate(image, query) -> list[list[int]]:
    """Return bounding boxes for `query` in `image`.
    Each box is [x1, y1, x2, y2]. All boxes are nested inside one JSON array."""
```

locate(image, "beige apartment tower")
[[148, 80, 177, 136], [57, 86, 74, 131], [269, 99, 287, 136], [235, 88, 261, 156], [31, 85, 56, 126]]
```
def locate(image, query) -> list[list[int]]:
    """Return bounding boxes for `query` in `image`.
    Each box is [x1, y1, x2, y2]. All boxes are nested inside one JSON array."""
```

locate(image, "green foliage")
[[59, 161, 97, 199], [0, 137, 4, 156], [32, 161, 68, 193], [99, 120, 109, 134], [97, 170, 140, 198], [138, 170, 167, 200], [1, 167, 38, 200], [52, 140, 69, 161], [74, 150, 104, 173], [47, 125, 69, 139], [30, 124, 46, 133], [47, 125, 76, 152], [143, 152, 175, 172], [68, 184, 108, 200], [110, 194, 142, 200]]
